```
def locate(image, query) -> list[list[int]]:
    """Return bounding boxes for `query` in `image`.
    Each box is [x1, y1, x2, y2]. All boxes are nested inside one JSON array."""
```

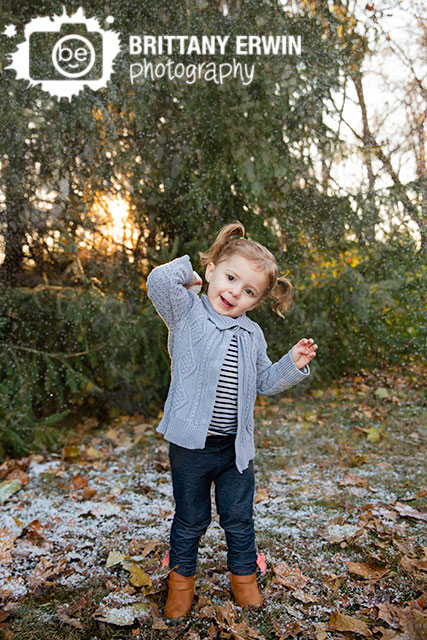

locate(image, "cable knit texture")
[[147, 255, 310, 473]]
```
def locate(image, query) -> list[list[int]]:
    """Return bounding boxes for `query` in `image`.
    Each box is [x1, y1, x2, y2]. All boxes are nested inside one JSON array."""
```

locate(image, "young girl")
[[146, 221, 317, 619]]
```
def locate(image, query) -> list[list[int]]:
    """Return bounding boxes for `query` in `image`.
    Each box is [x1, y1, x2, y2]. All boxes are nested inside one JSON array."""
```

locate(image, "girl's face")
[[205, 253, 269, 318]]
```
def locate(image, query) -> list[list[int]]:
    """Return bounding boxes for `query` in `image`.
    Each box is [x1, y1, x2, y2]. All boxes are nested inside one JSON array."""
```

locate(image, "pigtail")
[[269, 276, 293, 319], [199, 221, 245, 267]]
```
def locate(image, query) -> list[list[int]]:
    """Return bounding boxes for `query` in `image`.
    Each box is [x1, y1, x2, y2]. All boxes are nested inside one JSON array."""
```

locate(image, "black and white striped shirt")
[[207, 335, 238, 436]]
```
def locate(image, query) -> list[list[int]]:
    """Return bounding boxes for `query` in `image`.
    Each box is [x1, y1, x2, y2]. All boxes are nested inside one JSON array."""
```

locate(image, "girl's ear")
[[205, 262, 215, 283]]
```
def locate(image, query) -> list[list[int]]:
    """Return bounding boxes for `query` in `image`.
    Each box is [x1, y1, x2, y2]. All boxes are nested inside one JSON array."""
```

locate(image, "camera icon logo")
[[7, 7, 121, 99]]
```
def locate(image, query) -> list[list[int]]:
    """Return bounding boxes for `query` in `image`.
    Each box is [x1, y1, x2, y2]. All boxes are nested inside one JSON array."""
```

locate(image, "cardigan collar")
[[201, 294, 255, 333]]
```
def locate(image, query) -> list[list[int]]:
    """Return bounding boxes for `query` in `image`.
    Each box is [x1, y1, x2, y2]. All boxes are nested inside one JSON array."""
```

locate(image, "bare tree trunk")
[[352, 72, 378, 245]]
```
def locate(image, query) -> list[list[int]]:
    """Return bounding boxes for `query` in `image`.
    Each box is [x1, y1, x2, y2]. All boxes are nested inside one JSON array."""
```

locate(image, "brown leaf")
[[254, 488, 268, 503], [0, 529, 18, 566], [400, 555, 427, 573], [0, 609, 11, 622], [339, 473, 369, 488], [202, 602, 262, 639], [23, 519, 49, 541], [398, 601, 427, 640], [27, 556, 67, 589], [328, 611, 372, 637], [273, 619, 302, 639], [393, 538, 420, 558], [72, 473, 88, 490], [393, 502, 427, 521], [292, 588, 318, 603], [141, 539, 161, 557], [56, 611, 84, 630], [376, 603, 401, 629], [7, 469, 30, 486], [322, 572, 346, 591], [272, 563, 309, 590], [82, 487, 97, 500], [346, 560, 390, 581]]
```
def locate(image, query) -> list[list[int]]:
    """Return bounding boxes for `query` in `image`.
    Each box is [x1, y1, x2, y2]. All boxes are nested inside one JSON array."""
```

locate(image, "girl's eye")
[[227, 274, 234, 281], [245, 289, 254, 296]]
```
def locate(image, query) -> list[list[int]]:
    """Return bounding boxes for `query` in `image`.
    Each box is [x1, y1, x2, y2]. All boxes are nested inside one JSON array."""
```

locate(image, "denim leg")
[[215, 447, 257, 575], [168, 443, 213, 577]]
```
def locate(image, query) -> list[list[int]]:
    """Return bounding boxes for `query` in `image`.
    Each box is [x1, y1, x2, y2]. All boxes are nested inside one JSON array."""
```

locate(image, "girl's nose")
[[230, 285, 241, 298]]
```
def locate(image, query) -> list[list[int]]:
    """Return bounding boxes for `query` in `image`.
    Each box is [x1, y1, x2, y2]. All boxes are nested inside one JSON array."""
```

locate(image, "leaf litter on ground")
[[0, 363, 425, 639]]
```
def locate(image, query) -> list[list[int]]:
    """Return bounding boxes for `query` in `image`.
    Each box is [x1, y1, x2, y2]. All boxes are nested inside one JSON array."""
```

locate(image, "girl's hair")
[[199, 221, 293, 317]]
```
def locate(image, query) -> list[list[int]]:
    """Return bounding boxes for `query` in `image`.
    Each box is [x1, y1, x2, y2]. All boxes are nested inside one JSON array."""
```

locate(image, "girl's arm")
[[146, 254, 196, 328], [256, 329, 311, 395]]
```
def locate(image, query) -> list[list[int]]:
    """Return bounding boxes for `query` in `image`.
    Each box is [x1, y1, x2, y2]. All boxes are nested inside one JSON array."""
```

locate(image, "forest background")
[[0, 0, 425, 460]]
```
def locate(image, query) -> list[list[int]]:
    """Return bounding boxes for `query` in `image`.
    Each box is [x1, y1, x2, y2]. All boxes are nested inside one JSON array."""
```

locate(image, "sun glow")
[[92, 195, 139, 254]]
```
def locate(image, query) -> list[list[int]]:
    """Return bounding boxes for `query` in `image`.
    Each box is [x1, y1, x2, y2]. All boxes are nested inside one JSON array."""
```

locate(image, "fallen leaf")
[[56, 610, 84, 630], [72, 473, 88, 490], [106, 550, 126, 568], [123, 561, 152, 588], [0, 609, 11, 622], [23, 520, 49, 540], [61, 446, 80, 459], [141, 539, 161, 557], [6, 469, 29, 486], [348, 454, 370, 467], [393, 502, 427, 521], [363, 424, 385, 443], [85, 446, 103, 459], [292, 588, 318, 603], [0, 529, 18, 565], [0, 479, 21, 503], [82, 487, 97, 500], [272, 563, 309, 590], [94, 601, 151, 626], [375, 387, 389, 398], [346, 560, 390, 581], [339, 473, 369, 488], [273, 618, 302, 639], [0, 575, 26, 600], [400, 555, 427, 573], [322, 572, 345, 591], [255, 488, 269, 503], [27, 556, 67, 589], [329, 610, 372, 636]]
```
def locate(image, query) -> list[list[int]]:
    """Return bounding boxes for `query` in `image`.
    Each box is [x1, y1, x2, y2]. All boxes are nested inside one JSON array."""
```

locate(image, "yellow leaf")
[[86, 446, 103, 459], [106, 550, 126, 568], [364, 424, 385, 443], [126, 562, 152, 588]]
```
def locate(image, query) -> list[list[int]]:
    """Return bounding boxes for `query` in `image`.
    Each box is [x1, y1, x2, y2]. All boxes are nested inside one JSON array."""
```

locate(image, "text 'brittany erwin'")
[[128, 35, 302, 56]]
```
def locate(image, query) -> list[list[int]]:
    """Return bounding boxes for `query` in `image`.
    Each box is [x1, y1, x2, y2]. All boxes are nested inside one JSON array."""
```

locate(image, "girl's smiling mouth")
[[220, 295, 233, 308]]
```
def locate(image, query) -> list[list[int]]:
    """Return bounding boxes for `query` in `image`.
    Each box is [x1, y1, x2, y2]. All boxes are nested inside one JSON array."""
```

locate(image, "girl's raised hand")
[[290, 338, 318, 369], [184, 271, 203, 293]]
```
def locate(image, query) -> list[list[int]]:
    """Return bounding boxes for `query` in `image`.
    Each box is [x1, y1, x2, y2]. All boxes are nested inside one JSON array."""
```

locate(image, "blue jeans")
[[168, 434, 257, 577]]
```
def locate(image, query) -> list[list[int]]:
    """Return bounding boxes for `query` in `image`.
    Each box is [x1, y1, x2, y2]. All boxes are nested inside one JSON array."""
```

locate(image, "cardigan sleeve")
[[146, 254, 195, 328], [256, 326, 310, 395]]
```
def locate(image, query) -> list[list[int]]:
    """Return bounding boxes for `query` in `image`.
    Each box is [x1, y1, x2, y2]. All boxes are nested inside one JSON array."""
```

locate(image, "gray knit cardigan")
[[146, 254, 310, 472]]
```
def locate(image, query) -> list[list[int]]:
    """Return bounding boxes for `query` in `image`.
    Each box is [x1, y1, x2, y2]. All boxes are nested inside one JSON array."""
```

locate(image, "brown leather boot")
[[163, 570, 195, 619], [230, 572, 263, 608]]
